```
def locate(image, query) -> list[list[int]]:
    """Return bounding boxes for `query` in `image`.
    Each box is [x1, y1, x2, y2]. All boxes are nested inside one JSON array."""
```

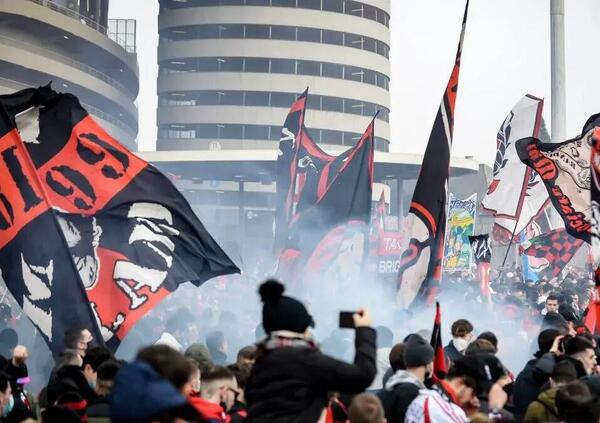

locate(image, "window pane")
[[345, 99, 363, 115], [321, 62, 343, 78], [272, 0, 296, 6], [321, 95, 343, 112], [323, 0, 343, 12], [344, 32, 362, 48], [219, 24, 244, 38], [244, 24, 270, 38], [297, 60, 320, 76], [363, 102, 377, 117], [363, 4, 376, 20], [346, 0, 362, 16], [344, 65, 363, 82], [269, 126, 282, 140], [297, 27, 320, 42], [197, 24, 220, 38], [219, 124, 243, 139], [244, 125, 269, 140], [218, 91, 244, 105], [197, 91, 220, 105], [245, 91, 270, 106], [244, 58, 270, 72], [363, 37, 376, 53], [218, 57, 244, 71], [270, 58, 295, 74], [297, 0, 321, 9], [197, 58, 219, 72], [271, 25, 296, 40], [322, 29, 343, 45], [246, 0, 270, 4], [219, 0, 244, 5], [321, 129, 343, 145], [363, 69, 376, 85], [197, 124, 219, 138], [271, 92, 296, 107]]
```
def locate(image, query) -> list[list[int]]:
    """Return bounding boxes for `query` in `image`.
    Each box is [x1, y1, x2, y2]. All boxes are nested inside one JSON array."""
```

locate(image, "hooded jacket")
[[378, 370, 425, 423], [245, 327, 376, 423], [524, 388, 559, 423], [46, 364, 98, 406], [404, 388, 468, 423], [444, 341, 462, 363], [188, 396, 227, 423], [513, 351, 551, 418]]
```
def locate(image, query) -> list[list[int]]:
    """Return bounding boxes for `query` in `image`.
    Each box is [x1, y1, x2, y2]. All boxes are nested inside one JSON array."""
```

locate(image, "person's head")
[[184, 343, 214, 375], [165, 308, 194, 342], [451, 319, 474, 353], [402, 335, 434, 382], [449, 354, 507, 404], [95, 360, 121, 397], [565, 336, 597, 375], [375, 326, 394, 349], [227, 363, 250, 404], [58, 349, 83, 368], [550, 360, 578, 388], [348, 393, 386, 423], [206, 331, 227, 355], [81, 346, 112, 387], [63, 327, 93, 357], [556, 381, 594, 422], [388, 343, 406, 372], [538, 328, 562, 353], [477, 331, 498, 351], [136, 345, 194, 393], [465, 338, 497, 356], [0, 328, 18, 358], [546, 294, 560, 313], [259, 279, 314, 335], [0, 372, 11, 417], [199, 366, 237, 411], [236, 345, 256, 368]]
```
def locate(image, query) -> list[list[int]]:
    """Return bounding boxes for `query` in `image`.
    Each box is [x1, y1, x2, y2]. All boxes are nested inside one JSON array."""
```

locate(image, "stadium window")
[[363, 4, 377, 20], [272, 0, 296, 6], [219, 0, 244, 5], [245, 0, 270, 4], [297, 0, 321, 9], [321, 96, 343, 113], [219, 91, 244, 105], [297, 27, 321, 42], [270, 58, 295, 74], [271, 25, 296, 40], [244, 58, 270, 72], [363, 102, 377, 117], [244, 24, 270, 39], [197, 25, 220, 38], [219, 24, 244, 38], [346, 0, 363, 17], [297, 60, 320, 76], [218, 57, 244, 71], [322, 29, 343, 46], [344, 33, 362, 49], [244, 125, 270, 140], [322, 0, 343, 12], [363, 69, 377, 85], [321, 129, 343, 145], [270, 91, 296, 107], [219, 124, 243, 139], [344, 99, 363, 115], [197, 124, 219, 139], [245, 91, 270, 106], [363, 37, 376, 53], [321, 62, 343, 79], [344, 65, 363, 82], [197, 58, 219, 72], [197, 91, 220, 105]]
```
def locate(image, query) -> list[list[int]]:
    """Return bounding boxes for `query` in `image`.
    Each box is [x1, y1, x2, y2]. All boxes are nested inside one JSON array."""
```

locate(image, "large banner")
[[443, 194, 477, 270]]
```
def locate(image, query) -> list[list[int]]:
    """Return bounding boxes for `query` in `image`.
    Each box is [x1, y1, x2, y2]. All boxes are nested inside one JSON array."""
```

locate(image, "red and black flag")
[[519, 229, 583, 278], [278, 120, 375, 285], [430, 302, 447, 380], [516, 114, 600, 243], [0, 98, 102, 355], [1, 86, 239, 351], [589, 125, 600, 334], [397, 1, 469, 308], [468, 234, 492, 298], [367, 192, 386, 275], [275, 89, 335, 252]]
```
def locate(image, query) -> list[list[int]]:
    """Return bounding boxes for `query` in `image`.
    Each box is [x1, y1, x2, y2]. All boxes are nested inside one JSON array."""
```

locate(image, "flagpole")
[[501, 210, 521, 269]]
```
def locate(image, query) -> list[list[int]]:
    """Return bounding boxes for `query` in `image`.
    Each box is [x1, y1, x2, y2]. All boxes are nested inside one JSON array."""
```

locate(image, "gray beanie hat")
[[184, 343, 214, 373], [403, 334, 434, 368]]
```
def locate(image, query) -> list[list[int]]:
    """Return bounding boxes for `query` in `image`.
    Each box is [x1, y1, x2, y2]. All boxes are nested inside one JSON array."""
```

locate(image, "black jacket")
[[513, 352, 551, 419], [377, 370, 422, 423], [245, 327, 376, 423], [46, 364, 98, 406], [444, 341, 461, 363]]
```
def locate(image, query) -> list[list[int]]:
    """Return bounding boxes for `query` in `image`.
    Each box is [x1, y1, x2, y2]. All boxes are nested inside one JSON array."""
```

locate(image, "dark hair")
[[551, 360, 578, 385], [556, 381, 594, 422], [166, 308, 194, 334], [82, 346, 112, 372], [97, 360, 121, 382], [63, 327, 85, 349], [136, 345, 194, 391], [237, 345, 256, 363], [348, 393, 384, 423], [451, 319, 473, 338], [202, 366, 233, 384], [565, 336, 594, 356], [389, 343, 406, 372], [375, 326, 394, 348], [206, 331, 225, 352], [547, 294, 559, 302], [465, 339, 497, 356], [538, 329, 561, 353], [227, 363, 251, 389], [477, 331, 498, 349]]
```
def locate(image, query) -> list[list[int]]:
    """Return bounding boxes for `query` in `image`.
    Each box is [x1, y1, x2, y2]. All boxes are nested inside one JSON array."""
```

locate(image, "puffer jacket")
[[524, 388, 559, 423], [245, 327, 376, 423], [378, 370, 424, 423]]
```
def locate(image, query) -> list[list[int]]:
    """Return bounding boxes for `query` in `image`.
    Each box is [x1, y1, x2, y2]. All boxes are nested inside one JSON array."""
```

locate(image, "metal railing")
[[0, 34, 136, 100], [23, 0, 132, 52], [0, 77, 137, 139]]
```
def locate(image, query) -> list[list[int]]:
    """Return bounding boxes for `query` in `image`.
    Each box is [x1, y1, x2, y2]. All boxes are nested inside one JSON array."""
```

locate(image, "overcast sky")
[[109, 0, 600, 166]]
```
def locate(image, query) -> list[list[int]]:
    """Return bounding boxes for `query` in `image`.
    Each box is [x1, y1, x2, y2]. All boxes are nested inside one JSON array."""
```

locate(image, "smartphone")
[[339, 311, 358, 329]]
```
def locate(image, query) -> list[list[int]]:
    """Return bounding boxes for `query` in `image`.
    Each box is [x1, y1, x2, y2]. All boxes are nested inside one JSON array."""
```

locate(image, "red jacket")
[[189, 396, 228, 423]]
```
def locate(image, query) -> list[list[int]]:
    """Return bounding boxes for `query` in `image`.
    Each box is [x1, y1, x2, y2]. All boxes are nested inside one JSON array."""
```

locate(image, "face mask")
[[2, 395, 14, 417], [88, 379, 96, 390], [453, 337, 471, 353]]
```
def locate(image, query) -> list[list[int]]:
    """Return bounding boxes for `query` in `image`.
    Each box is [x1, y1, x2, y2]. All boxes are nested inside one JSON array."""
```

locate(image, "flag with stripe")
[[431, 302, 447, 379]]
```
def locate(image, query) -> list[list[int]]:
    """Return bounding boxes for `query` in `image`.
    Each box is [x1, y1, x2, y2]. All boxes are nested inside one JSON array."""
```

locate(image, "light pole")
[[550, 0, 566, 142]]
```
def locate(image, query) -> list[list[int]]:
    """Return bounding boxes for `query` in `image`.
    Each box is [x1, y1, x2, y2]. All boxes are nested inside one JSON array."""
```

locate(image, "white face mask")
[[453, 337, 471, 353]]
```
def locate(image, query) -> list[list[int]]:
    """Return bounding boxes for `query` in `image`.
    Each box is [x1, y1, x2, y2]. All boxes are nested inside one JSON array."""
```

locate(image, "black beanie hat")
[[403, 334, 434, 368], [453, 353, 506, 396], [259, 280, 314, 334]]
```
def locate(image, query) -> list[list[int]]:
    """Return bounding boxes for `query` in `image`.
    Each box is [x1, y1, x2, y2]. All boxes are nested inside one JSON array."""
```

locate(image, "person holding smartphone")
[[244, 279, 376, 423]]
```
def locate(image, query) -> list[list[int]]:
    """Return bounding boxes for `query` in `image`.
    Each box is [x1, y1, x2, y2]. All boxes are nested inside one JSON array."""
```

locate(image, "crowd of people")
[[0, 268, 596, 422]]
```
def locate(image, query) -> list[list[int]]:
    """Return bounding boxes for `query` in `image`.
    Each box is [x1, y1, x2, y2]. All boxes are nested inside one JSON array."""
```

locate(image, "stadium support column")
[[550, 0, 566, 143]]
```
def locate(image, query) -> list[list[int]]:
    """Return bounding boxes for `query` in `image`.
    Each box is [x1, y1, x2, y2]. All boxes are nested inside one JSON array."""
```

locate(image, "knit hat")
[[403, 334, 434, 368], [184, 343, 214, 373], [259, 280, 314, 334], [453, 353, 507, 396]]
